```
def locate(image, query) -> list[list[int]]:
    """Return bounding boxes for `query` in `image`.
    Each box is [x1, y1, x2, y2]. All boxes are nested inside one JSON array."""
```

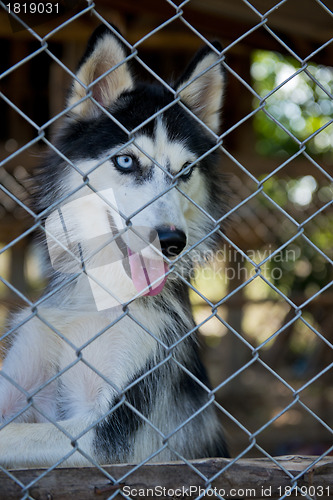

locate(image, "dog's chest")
[[52, 307, 160, 420]]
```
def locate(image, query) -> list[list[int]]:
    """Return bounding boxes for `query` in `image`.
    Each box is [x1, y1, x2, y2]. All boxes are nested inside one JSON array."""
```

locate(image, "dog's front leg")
[[0, 314, 59, 423], [0, 417, 97, 468]]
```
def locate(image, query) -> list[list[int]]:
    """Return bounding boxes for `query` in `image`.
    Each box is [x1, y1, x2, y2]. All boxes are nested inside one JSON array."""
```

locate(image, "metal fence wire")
[[0, 0, 333, 499]]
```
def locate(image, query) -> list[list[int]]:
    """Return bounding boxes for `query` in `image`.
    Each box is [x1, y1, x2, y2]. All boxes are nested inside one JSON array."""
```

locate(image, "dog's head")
[[44, 25, 227, 306]]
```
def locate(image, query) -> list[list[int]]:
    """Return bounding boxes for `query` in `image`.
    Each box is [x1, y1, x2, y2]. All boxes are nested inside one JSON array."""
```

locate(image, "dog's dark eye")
[[114, 155, 135, 172], [180, 162, 194, 181]]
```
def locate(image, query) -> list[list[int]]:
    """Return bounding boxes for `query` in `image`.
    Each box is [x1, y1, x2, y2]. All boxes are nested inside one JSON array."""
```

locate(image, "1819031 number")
[[6, 3, 59, 14]]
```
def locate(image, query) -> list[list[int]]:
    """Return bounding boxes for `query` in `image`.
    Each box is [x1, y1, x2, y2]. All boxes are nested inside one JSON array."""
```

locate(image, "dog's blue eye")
[[180, 163, 194, 181], [114, 155, 134, 171]]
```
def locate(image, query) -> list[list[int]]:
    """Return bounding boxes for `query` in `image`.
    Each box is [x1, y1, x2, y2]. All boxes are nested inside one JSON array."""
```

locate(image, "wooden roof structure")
[[0, 0, 332, 60]]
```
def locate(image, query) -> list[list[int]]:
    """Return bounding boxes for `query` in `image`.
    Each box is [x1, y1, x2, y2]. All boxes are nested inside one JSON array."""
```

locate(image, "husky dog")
[[0, 25, 228, 467]]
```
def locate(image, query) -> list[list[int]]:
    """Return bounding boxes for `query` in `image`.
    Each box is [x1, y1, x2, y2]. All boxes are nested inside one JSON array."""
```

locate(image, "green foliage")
[[249, 51, 333, 295], [251, 51, 333, 158]]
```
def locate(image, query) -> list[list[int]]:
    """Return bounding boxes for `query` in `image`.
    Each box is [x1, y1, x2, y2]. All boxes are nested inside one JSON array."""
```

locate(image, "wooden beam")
[[0, 1, 332, 65], [0, 456, 332, 499]]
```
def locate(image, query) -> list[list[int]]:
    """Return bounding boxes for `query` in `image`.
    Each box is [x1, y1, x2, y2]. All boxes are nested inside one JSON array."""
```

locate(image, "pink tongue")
[[128, 248, 168, 296]]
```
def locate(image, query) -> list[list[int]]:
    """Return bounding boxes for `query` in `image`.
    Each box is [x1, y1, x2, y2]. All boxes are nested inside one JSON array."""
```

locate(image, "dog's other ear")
[[176, 42, 225, 133], [68, 25, 133, 119]]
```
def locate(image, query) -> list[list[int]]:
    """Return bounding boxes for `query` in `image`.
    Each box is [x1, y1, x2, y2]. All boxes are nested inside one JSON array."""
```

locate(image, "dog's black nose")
[[156, 228, 187, 258]]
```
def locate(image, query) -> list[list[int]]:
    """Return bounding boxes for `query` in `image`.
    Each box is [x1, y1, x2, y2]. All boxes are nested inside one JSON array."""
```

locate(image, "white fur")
[[0, 304, 164, 467]]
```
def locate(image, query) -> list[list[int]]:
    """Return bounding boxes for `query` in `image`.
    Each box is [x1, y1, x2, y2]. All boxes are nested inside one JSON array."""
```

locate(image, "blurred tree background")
[[192, 49, 333, 456], [252, 50, 333, 158]]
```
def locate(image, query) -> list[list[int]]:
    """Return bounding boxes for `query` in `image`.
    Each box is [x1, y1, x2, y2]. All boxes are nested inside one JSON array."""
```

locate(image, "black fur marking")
[[61, 83, 218, 162], [94, 282, 228, 462], [35, 79, 226, 213], [94, 359, 155, 463], [94, 346, 229, 463]]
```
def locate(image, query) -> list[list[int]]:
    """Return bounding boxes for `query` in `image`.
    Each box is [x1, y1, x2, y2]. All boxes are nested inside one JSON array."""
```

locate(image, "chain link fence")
[[0, 0, 332, 499]]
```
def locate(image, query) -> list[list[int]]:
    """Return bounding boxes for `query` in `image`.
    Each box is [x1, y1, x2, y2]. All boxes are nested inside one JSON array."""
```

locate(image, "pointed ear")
[[176, 42, 225, 133], [68, 25, 134, 119]]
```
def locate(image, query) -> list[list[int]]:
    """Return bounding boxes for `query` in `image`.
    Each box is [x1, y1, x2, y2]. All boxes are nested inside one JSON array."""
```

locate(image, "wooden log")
[[0, 456, 332, 499]]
